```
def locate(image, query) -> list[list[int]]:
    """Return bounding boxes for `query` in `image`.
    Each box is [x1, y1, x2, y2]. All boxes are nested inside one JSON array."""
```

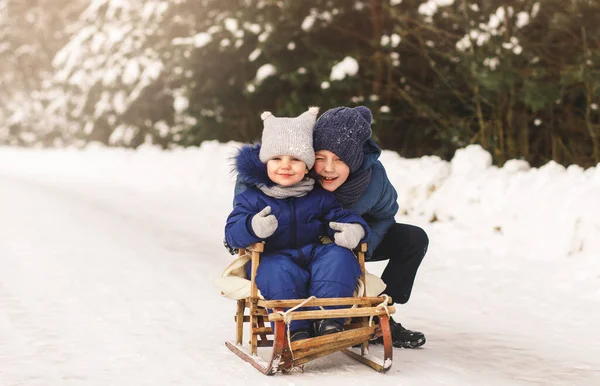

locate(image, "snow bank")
[[384, 145, 600, 261]]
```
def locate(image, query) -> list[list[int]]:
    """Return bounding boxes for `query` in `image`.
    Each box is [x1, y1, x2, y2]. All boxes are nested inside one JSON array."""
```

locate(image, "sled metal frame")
[[225, 242, 395, 375]]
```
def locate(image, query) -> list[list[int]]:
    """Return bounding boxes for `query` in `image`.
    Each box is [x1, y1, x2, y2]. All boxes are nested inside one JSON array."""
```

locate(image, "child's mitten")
[[329, 222, 365, 249], [251, 206, 278, 238]]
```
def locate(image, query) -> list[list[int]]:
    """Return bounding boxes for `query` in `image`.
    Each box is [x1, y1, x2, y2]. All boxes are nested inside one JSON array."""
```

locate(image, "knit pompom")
[[261, 111, 273, 121], [308, 106, 320, 116], [355, 106, 373, 124]]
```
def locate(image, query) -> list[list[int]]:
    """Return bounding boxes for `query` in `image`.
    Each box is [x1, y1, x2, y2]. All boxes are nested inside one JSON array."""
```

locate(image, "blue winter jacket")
[[225, 145, 369, 253], [345, 139, 399, 257]]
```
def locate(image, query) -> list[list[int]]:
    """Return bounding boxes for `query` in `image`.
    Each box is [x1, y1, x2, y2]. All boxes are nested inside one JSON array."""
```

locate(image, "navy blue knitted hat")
[[312, 106, 373, 172]]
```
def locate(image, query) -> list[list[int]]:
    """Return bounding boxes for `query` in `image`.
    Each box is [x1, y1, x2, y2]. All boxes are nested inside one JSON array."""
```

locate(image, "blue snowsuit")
[[225, 144, 369, 332]]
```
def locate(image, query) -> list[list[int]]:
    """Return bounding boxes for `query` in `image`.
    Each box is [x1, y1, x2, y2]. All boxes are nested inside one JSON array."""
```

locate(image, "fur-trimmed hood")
[[234, 144, 275, 188]]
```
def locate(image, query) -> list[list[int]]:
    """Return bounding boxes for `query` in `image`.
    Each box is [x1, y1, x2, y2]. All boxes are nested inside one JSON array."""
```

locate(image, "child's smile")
[[313, 150, 350, 192]]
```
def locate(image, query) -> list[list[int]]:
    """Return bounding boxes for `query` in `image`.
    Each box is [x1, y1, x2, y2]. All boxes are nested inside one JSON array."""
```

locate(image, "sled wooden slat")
[[267, 305, 396, 322], [291, 325, 376, 351], [256, 315, 270, 343], [258, 296, 392, 308], [344, 321, 380, 331], [252, 327, 273, 335], [233, 311, 268, 322], [225, 242, 396, 375], [293, 335, 370, 366]]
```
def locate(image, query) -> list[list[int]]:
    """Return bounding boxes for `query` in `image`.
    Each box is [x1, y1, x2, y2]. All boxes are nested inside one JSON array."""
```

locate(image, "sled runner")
[[224, 242, 395, 375]]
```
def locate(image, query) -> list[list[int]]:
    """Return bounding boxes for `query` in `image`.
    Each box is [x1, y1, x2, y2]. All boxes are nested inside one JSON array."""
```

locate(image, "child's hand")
[[329, 222, 365, 250], [251, 206, 278, 239]]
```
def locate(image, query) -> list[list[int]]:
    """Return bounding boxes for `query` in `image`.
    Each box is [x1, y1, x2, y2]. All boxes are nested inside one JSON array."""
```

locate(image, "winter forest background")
[[1, 0, 600, 168]]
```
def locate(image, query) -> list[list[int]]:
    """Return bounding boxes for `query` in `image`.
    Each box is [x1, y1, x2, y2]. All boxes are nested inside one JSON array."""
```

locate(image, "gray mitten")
[[330, 222, 365, 250], [251, 206, 278, 239]]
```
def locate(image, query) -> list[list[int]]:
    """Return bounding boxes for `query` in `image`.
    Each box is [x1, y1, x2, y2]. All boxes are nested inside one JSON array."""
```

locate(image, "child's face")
[[313, 150, 350, 192], [266, 156, 308, 186]]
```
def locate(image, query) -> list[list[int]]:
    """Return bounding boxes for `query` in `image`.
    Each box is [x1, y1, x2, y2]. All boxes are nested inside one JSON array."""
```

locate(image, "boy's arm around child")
[[320, 191, 370, 250]]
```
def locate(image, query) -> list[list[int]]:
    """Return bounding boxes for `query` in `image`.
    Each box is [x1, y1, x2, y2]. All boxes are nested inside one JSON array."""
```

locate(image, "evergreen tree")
[[1, 0, 598, 167], [0, 0, 86, 146]]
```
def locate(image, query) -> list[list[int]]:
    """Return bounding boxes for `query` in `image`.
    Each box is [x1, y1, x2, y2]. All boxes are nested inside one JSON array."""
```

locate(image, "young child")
[[224, 107, 369, 341]]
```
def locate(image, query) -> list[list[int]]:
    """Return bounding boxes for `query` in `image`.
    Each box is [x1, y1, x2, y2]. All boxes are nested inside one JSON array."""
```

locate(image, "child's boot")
[[313, 319, 344, 336], [290, 328, 311, 342]]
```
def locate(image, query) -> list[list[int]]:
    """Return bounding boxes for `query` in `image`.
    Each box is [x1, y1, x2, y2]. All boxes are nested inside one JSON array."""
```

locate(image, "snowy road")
[[1, 173, 598, 385]]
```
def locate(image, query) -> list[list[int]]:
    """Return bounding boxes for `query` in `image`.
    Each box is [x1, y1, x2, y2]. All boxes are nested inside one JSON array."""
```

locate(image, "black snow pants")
[[368, 223, 428, 305]]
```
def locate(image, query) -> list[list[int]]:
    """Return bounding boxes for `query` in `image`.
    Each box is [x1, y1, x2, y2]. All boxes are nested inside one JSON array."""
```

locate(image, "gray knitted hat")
[[259, 107, 319, 169], [313, 106, 373, 172]]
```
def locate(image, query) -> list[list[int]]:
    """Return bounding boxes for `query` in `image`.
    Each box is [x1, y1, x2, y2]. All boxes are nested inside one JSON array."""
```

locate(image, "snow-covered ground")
[[0, 142, 599, 385]]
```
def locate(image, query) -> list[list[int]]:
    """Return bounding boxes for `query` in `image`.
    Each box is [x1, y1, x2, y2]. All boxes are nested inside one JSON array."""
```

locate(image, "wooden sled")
[[225, 242, 395, 375]]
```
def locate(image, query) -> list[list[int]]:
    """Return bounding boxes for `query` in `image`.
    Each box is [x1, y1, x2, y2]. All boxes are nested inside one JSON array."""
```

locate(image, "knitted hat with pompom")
[[312, 106, 373, 172], [259, 107, 319, 169]]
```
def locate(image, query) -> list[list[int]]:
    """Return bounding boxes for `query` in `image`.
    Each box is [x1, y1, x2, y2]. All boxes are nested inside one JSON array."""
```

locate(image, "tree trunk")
[[462, 0, 487, 149]]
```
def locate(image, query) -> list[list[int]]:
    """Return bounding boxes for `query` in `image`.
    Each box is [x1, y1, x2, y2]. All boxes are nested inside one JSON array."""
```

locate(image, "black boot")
[[372, 317, 426, 348], [313, 319, 344, 336], [290, 328, 311, 342]]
